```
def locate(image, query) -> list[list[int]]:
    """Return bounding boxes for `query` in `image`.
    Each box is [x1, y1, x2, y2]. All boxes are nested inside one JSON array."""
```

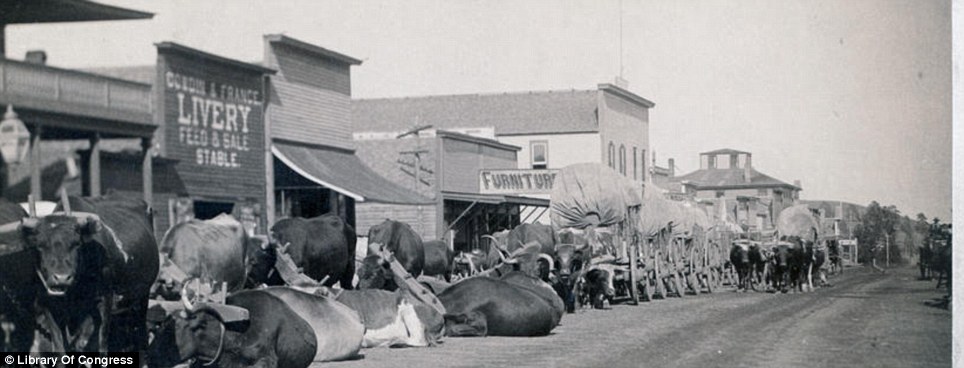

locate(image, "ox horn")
[[537, 253, 555, 271], [20, 217, 39, 233], [59, 188, 71, 216]]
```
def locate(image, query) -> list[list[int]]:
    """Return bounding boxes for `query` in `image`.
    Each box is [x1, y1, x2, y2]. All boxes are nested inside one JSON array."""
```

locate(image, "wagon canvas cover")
[[776, 204, 820, 239], [637, 198, 709, 237], [550, 163, 633, 229]]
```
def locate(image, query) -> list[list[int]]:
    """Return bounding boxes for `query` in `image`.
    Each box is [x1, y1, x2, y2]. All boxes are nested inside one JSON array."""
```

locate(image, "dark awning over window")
[[442, 191, 549, 207], [272, 142, 433, 205]]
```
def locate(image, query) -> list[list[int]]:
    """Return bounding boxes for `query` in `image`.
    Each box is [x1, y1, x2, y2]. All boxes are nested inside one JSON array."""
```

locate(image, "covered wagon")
[[550, 163, 641, 307]]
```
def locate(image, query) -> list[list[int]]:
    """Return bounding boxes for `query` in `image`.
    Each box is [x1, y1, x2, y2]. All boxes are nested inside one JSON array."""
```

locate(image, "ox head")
[[20, 215, 103, 296], [147, 294, 245, 368], [730, 241, 751, 265], [584, 266, 615, 309], [356, 253, 395, 290], [269, 218, 309, 267], [147, 304, 226, 368], [771, 241, 792, 269], [553, 244, 588, 279]]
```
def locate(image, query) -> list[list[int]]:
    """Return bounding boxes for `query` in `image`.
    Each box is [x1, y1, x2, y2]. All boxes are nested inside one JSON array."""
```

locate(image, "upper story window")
[[530, 140, 548, 169], [715, 191, 725, 198], [619, 145, 626, 175], [608, 142, 615, 169], [633, 147, 638, 180]]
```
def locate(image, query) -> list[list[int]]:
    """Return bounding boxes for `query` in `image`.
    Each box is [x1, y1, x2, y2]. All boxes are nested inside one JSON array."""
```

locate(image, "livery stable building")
[[88, 35, 432, 239], [353, 128, 550, 252]]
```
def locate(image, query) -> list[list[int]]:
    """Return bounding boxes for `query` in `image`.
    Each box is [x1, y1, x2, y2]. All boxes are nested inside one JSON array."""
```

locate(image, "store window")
[[530, 141, 548, 169], [608, 142, 615, 168], [193, 200, 235, 220], [641, 149, 647, 182]]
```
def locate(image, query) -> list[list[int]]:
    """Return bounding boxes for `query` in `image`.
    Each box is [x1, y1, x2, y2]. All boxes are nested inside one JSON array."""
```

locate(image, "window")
[[530, 141, 548, 169], [641, 149, 646, 182], [619, 145, 626, 175], [758, 188, 768, 196], [633, 147, 638, 180], [715, 191, 725, 198], [608, 142, 615, 168]]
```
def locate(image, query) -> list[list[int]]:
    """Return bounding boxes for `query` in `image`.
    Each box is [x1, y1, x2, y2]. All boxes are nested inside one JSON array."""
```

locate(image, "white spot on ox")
[[363, 300, 428, 348]]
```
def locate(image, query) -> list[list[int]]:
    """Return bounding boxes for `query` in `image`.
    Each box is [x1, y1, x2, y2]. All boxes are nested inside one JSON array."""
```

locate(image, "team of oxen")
[[0, 192, 850, 368], [0, 193, 569, 368]]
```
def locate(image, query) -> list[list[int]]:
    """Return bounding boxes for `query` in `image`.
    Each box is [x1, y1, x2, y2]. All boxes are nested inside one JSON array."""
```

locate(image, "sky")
[[5, 0, 952, 220]]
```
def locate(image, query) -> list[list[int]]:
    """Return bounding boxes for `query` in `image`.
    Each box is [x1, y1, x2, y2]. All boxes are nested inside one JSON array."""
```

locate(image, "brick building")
[[658, 148, 801, 231]]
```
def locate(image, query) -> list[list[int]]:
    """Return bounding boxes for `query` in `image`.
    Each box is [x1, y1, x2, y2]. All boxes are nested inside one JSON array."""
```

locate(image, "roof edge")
[[156, 42, 276, 75], [437, 130, 521, 151], [264, 34, 363, 66], [597, 83, 655, 108]]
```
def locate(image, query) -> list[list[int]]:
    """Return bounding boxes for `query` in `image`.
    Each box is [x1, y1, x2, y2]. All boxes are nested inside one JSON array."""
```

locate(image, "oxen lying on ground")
[[261, 287, 364, 361], [329, 288, 442, 348], [259, 214, 357, 289], [158, 214, 253, 296], [439, 272, 562, 337], [148, 289, 316, 368]]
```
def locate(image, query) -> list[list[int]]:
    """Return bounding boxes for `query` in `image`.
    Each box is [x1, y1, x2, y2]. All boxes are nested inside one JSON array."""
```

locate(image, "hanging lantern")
[[0, 105, 31, 165]]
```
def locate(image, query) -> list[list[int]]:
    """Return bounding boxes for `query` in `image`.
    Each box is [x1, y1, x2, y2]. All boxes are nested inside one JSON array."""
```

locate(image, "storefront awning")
[[442, 191, 550, 207], [272, 142, 433, 205]]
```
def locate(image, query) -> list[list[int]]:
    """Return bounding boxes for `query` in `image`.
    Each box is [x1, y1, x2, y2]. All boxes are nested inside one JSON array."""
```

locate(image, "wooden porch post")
[[29, 125, 41, 201], [89, 133, 101, 196], [141, 137, 153, 205]]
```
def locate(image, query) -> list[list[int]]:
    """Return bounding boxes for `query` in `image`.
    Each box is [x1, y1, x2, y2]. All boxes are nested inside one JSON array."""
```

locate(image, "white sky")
[[5, 0, 952, 220]]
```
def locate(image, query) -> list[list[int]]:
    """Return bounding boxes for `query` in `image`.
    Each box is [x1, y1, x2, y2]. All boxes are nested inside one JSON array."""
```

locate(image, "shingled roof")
[[668, 167, 799, 190], [352, 89, 600, 136]]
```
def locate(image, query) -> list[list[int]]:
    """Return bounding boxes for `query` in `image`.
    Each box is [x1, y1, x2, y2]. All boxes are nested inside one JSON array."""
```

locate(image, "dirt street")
[[321, 266, 951, 368]]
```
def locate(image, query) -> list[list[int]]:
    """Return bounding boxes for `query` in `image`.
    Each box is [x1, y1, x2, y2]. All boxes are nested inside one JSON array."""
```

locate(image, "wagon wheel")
[[687, 269, 700, 296], [673, 272, 686, 298], [627, 247, 639, 305], [704, 269, 715, 293]]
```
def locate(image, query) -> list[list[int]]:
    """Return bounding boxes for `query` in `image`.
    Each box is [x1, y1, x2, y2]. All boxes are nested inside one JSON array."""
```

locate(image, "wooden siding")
[[155, 50, 268, 236], [267, 81, 352, 149], [441, 138, 516, 194], [264, 42, 354, 150], [355, 202, 437, 240], [353, 138, 439, 199]]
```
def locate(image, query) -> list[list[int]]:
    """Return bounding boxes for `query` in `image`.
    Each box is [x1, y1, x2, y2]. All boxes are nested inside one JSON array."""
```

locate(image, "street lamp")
[[0, 105, 31, 165], [0, 105, 31, 198]]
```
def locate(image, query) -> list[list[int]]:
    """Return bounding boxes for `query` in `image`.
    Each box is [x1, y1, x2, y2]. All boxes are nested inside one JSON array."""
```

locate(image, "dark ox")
[[503, 223, 557, 255], [439, 272, 561, 337], [158, 214, 255, 295], [748, 242, 769, 289], [148, 290, 316, 368], [582, 266, 616, 309], [255, 214, 357, 289], [0, 198, 33, 352], [366, 219, 425, 279], [730, 241, 752, 291], [771, 239, 805, 293], [21, 194, 159, 354], [553, 243, 591, 313], [422, 240, 454, 282]]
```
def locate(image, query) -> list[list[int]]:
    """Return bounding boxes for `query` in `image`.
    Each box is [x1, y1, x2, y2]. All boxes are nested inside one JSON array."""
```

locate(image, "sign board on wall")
[[164, 69, 261, 169], [479, 169, 559, 194]]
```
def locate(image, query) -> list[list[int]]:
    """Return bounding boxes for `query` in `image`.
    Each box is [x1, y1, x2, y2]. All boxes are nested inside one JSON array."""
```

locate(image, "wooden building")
[[262, 34, 432, 232], [0, 0, 155, 208], [354, 128, 549, 250]]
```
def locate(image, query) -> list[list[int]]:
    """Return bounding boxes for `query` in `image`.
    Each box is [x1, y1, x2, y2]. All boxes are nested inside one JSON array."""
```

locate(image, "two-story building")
[[658, 148, 801, 231], [261, 34, 431, 232], [352, 83, 654, 229]]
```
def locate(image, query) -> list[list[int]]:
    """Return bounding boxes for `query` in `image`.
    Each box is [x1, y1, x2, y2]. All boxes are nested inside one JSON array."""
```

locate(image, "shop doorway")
[[193, 200, 235, 220]]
